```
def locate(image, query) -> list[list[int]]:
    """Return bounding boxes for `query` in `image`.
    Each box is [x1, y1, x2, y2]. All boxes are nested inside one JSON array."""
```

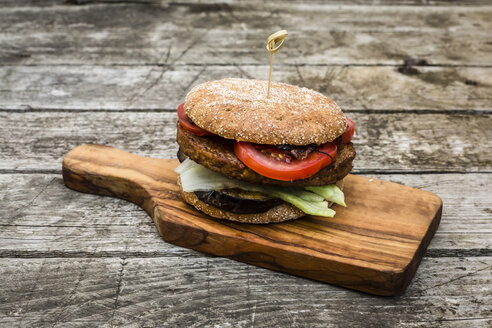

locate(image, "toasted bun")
[[177, 177, 344, 224], [185, 78, 347, 145]]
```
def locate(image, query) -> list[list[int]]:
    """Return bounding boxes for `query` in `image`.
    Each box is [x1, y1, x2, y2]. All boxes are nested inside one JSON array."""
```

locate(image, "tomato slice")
[[342, 118, 355, 144], [177, 103, 214, 136], [234, 141, 337, 181]]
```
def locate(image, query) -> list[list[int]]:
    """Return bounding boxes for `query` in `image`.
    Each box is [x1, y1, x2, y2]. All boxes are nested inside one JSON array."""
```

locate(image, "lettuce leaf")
[[305, 185, 347, 207]]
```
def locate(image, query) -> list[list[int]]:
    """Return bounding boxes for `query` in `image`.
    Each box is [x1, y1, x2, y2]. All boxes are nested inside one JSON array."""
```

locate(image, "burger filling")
[[175, 158, 346, 217], [176, 123, 355, 187]]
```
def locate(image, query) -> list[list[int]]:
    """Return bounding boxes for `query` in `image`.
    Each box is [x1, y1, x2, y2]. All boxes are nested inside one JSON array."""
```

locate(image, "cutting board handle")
[[62, 144, 178, 216]]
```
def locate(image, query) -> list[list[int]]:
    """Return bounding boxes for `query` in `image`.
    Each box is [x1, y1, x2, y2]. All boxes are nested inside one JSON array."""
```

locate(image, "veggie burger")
[[175, 78, 356, 224]]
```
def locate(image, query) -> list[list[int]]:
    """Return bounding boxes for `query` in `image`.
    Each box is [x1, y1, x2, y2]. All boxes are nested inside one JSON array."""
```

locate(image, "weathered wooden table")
[[1, 0, 491, 326]]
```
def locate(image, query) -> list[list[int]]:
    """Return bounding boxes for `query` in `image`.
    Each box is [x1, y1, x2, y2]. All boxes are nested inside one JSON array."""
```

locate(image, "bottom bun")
[[177, 178, 344, 224]]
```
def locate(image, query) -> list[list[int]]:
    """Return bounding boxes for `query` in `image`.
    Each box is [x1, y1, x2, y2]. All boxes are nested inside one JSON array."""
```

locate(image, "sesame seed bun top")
[[184, 78, 348, 146]]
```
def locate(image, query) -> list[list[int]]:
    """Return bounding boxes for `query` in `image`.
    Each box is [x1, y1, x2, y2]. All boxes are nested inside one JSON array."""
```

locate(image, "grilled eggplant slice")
[[177, 148, 187, 163], [194, 189, 282, 214]]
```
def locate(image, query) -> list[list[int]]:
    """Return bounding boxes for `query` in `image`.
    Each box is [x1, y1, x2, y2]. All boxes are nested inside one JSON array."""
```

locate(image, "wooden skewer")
[[266, 30, 288, 98]]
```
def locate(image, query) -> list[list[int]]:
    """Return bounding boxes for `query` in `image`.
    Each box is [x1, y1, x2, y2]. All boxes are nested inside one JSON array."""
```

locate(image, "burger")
[[175, 78, 356, 224]]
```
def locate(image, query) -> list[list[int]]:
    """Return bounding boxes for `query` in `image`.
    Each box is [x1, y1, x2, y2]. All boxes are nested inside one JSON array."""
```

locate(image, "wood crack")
[[125, 29, 213, 108], [110, 257, 127, 326], [0, 248, 489, 259], [295, 63, 305, 87], [177, 65, 207, 101], [49, 259, 90, 327], [0, 108, 491, 114], [64, 0, 156, 5], [428, 265, 492, 290], [1, 63, 492, 68], [8, 177, 56, 225]]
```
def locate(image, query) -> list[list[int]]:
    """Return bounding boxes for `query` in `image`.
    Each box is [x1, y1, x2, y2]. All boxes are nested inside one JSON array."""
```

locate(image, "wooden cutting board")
[[62, 144, 442, 296]]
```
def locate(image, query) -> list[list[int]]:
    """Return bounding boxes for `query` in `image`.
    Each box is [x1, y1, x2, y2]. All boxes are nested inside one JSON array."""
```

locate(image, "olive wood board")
[[62, 144, 442, 296]]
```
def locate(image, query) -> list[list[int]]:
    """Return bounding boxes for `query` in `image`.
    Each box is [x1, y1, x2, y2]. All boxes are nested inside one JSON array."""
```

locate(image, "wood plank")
[[1, 3, 491, 66], [0, 257, 490, 327], [3, 0, 491, 7], [0, 65, 491, 111], [0, 112, 490, 172], [0, 172, 489, 256]]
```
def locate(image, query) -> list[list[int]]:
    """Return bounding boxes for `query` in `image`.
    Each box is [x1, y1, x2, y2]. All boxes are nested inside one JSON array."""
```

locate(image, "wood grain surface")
[[1, 172, 489, 255], [1, 112, 490, 172], [1, 0, 491, 326], [0, 256, 490, 327], [62, 144, 442, 296], [1, 256, 490, 327], [2, 2, 491, 66], [1, 65, 491, 111]]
